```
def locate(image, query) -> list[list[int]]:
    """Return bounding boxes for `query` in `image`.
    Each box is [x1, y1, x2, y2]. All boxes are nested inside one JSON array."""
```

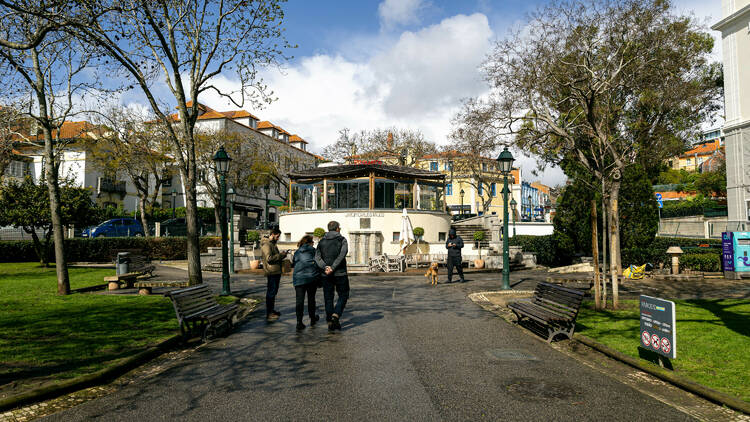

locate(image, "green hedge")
[[0, 237, 221, 263], [510, 234, 721, 269], [680, 253, 721, 272]]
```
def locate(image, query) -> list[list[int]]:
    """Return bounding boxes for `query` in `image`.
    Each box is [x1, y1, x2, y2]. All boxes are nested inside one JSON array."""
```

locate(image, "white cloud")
[[378, 0, 424, 28], [198, 12, 566, 186]]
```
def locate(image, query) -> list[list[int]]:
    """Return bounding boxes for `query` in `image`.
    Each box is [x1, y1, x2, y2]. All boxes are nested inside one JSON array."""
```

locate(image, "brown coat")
[[261, 237, 286, 275]]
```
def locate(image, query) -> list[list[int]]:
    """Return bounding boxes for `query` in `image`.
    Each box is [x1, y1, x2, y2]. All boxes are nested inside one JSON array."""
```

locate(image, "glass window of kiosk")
[[374, 180, 413, 209]]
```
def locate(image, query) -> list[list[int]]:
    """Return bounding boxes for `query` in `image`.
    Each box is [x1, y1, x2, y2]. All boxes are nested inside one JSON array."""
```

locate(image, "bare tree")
[[324, 127, 437, 166], [0, 103, 26, 181], [86, 107, 172, 236], [0, 17, 101, 295], [468, 0, 721, 308], [38, 0, 294, 284]]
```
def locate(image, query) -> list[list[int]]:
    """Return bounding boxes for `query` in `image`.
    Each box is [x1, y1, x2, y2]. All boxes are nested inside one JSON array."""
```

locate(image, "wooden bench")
[[165, 284, 239, 342], [508, 282, 586, 343], [133, 280, 190, 295]]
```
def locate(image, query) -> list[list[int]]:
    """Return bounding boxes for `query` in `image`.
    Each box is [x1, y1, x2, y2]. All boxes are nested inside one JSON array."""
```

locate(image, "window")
[[284, 233, 291, 242], [482, 163, 487, 171], [446, 183, 452, 196], [5, 161, 25, 178], [430, 161, 438, 171], [438, 232, 446, 242], [393, 232, 400, 242], [491, 183, 496, 197], [686, 158, 691, 165], [478, 184, 483, 196], [418, 183, 444, 211], [330, 181, 370, 209], [374, 180, 413, 209]]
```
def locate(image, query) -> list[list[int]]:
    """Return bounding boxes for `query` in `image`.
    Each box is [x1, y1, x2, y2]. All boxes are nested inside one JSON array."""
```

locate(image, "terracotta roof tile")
[[289, 134, 308, 144]]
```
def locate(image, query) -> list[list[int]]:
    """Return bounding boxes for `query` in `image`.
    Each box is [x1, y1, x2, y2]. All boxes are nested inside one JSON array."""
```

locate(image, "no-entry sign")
[[640, 295, 676, 359]]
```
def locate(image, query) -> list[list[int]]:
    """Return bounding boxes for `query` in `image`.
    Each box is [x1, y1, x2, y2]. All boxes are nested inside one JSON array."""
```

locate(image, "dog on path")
[[424, 262, 439, 286]]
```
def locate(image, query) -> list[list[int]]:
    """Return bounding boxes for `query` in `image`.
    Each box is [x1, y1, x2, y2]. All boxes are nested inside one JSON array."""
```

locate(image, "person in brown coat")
[[261, 228, 287, 321]]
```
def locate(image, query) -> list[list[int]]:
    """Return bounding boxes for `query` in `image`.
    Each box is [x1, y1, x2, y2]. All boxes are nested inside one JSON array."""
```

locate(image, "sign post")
[[640, 295, 676, 367]]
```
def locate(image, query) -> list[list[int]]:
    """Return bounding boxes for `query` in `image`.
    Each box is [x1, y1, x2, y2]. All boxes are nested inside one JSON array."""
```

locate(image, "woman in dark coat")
[[292, 235, 321, 330]]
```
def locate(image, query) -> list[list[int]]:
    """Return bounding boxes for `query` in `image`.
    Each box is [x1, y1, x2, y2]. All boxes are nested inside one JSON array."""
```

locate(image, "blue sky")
[[194, 0, 722, 186]]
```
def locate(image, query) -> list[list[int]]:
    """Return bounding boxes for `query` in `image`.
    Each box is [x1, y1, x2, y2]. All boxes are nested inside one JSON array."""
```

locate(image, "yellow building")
[[416, 151, 521, 217]]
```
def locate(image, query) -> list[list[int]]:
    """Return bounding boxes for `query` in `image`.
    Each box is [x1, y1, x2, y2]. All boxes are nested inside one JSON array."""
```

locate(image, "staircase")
[[202, 257, 224, 272], [451, 224, 492, 250]]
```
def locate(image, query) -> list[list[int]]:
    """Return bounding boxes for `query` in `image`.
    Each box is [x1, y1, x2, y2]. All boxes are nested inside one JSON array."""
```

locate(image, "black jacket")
[[445, 228, 464, 258], [315, 231, 349, 276]]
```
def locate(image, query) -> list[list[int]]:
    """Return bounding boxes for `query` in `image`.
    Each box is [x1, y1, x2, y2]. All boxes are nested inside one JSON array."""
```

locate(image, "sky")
[[193, 0, 723, 187]]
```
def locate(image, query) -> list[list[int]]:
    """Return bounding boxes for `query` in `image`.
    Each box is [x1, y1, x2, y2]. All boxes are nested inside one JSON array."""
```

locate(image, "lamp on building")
[[496, 146, 514, 290], [227, 187, 236, 275], [171, 189, 177, 218], [459, 189, 465, 216], [212, 146, 232, 295], [510, 198, 517, 237]]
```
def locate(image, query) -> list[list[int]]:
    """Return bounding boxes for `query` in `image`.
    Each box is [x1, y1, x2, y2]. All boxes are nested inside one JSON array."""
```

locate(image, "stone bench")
[[133, 280, 191, 295]]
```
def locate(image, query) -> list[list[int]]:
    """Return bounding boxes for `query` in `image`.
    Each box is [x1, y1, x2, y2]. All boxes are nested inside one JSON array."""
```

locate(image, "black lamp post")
[[212, 146, 232, 295], [527, 194, 532, 221], [496, 146, 514, 290], [510, 197, 517, 237], [459, 188, 465, 216], [171, 189, 177, 218], [263, 183, 270, 229], [227, 187, 235, 275]]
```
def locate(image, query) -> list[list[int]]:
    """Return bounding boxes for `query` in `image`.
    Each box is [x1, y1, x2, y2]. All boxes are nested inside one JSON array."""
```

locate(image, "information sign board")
[[722, 232, 735, 272], [639, 295, 676, 359], [268, 199, 285, 207]]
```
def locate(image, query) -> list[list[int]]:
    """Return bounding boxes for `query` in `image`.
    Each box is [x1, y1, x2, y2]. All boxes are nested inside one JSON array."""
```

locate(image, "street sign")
[[657, 200, 663, 208], [268, 199, 284, 207], [655, 193, 662, 200], [640, 295, 676, 359]]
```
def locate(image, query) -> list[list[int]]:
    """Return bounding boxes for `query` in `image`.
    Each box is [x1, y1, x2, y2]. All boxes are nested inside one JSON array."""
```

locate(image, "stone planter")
[[249, 259, 261, 270], [474, 259, 486, 269]]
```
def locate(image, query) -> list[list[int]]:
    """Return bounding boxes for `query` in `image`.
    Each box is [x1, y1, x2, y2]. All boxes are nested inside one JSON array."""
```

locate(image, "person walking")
[[445, 227, 465, 283], [315, 221, 349, 331], [292, 235, 321, 330], [261, 228, 288, 321]]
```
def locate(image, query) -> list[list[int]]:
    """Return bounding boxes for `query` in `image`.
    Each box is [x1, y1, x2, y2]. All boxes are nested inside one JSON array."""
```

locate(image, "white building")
[[713, 1, 750, 231]]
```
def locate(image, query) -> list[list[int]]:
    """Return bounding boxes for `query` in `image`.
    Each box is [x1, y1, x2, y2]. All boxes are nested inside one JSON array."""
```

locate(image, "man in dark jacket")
[[261, 228, 288, 321], [445, 227, 465, 283], [315, 221, 349, 331]]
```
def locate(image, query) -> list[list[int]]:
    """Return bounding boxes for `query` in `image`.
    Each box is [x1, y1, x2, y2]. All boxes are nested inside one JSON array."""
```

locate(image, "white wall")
[[508, 221, 554, 237]]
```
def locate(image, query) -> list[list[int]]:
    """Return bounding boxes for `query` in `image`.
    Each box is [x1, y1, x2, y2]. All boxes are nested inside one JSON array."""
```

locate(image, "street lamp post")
[[263, 183, 270, 229], [227, 187, 235, 275], [497, 146, 514, 290], [527, 195, 532, 221], [171, 189, 177, 218], [459, 188, 465, 216], [510, 198, 517, 237], [212, 146, 232, 296]]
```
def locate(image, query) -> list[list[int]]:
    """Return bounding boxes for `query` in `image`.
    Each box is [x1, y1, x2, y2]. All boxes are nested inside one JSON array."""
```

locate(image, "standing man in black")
[[315, 221, 349, 331], [445, 227, 465, 283]]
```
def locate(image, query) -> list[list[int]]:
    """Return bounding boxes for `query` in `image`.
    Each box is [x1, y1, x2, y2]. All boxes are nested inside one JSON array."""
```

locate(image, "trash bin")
[[116, 252, 130, 275]]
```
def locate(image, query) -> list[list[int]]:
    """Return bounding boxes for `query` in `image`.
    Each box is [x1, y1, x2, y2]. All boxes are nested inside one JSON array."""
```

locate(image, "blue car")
[[82, 218, 145, 238]]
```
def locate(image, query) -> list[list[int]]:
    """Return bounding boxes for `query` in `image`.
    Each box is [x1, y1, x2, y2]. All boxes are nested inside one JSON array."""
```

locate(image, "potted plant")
[[247, 230, 261, 269], [473, 230, 486, 269], [313, 227, 326, 240], [413, 227, 424, 243]]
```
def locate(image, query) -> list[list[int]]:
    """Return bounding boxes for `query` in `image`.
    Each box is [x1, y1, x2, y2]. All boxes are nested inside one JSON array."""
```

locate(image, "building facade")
[[713, 1, 750, 230]]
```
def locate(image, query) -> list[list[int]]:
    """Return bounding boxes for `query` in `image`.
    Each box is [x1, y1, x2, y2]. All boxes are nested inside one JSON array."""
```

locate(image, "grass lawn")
[[0, 262, 178, 390], [576, 299, 750, 402]]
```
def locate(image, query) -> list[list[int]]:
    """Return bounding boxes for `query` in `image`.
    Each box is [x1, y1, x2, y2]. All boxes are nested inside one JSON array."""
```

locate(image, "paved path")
[[44, 272, 695, 421]]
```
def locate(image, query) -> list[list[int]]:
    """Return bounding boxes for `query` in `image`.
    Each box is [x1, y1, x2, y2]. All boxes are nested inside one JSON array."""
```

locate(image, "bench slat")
[[510, 302, 570, 322]]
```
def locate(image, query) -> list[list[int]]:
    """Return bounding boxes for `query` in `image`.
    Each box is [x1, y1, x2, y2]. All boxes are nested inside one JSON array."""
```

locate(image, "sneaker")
[[271, 310, 281, 317], [266, 314, 279, 322], [310, 315, 320, 326], [296, 322, 306, 331], [331, 315, 341, 331], [327, 321, 335, 331]]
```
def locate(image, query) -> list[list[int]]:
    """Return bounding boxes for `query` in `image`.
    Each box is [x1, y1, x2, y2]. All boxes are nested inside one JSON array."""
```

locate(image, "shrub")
[[680, 253, 721, 272], [0, 237, 221, 263], [473, 231, 485, 242], [413, 227, 425, 238], [508, 234, 571, 267], [313, 227, 326, 238], [247, 231, 261, 243]]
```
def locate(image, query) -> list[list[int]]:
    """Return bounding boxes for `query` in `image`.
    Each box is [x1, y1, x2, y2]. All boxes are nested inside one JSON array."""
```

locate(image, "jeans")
[[446, 256, 464, 282], [295, 283, 318, 323], [266, 274, 281, 316], [322, 274, 349, 320]]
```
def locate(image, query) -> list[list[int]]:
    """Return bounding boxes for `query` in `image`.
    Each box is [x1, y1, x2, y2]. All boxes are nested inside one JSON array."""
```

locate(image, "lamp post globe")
[[212, 146, 232, 295], [459, 188, 465, 216], [510, 197, 517, 237], [496, 146, 514, 290]]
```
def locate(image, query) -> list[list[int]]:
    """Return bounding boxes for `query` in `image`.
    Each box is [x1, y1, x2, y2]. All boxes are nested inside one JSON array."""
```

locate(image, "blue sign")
[[657, 200, 663, 208], [655, 193, 662, 200], [722, 232, 734, 272]]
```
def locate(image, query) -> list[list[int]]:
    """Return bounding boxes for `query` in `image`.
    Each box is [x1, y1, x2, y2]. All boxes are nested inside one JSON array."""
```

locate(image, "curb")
[[0, 335, 181, 412], [573, 334, 750, 415], [0, 300, 260, 412]]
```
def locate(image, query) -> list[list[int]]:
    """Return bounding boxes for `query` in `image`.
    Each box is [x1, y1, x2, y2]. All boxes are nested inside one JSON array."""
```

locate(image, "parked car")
[[82, 218, 145, 238], [160, 217, 205, 236]]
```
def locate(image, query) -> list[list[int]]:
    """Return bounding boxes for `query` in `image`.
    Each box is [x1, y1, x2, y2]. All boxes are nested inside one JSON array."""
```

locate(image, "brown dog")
[[424, 262, 439, 286]]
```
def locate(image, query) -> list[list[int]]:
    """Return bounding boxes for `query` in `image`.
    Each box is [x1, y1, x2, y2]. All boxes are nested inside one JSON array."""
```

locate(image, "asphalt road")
[[44, 271, 695, 421]]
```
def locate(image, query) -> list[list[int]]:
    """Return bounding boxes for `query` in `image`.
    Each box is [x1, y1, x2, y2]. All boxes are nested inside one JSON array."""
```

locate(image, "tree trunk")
[[138, 193, 150, 237], [609, 180, 621, 309], [601, 181, 608, 307], [45, 131, 70, 294], [28, 228, 46, 266], [591, 200, 601, 310], [214, 204, 224, 239], [181, 139, 202, 285]]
